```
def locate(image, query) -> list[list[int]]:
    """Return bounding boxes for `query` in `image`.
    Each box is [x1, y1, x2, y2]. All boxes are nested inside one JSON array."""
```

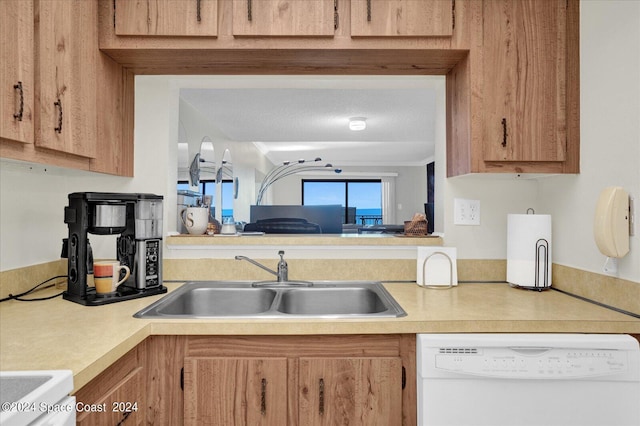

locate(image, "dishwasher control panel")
[[434, 347, 630, 379]]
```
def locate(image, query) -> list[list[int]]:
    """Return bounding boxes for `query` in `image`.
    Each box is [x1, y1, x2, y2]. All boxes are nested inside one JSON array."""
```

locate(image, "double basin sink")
[[134, 281, 406, 319]]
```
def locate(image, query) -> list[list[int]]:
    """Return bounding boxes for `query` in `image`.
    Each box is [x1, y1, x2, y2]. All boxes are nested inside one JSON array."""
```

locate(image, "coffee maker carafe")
[[63, 192, 167, 306]]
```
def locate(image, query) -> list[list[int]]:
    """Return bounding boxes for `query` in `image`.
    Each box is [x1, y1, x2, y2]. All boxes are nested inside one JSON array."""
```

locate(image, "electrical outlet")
[[603, 257, 618, 275], [454, 198, 481, 225], [468, 199, 481, 224]]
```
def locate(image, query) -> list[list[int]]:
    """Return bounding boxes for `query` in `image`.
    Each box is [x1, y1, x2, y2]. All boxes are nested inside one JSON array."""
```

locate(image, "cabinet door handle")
[[54, 99, 63, 133], [366, 0, 372, 22], [247, 0, 252, 21], [402, 365, 406, 390], [501, 118, 508, 147], [318, 378, 325, 416], [196, 0, 201, 22], [260, 378, 267, 415], [13, 82, 24, 121], [115, 410, 131, 426]]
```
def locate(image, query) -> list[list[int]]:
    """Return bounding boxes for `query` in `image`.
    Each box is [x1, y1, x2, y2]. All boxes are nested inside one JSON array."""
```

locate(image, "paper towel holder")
[[507, 212, 552, 291], [534, 238, 549, 289], [508, 238, 550, 291], [421, 251, 454, 289]]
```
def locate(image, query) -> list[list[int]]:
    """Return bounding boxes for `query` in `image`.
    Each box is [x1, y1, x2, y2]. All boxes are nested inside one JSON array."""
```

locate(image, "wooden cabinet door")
[[351, 0, 453, 37], [36, 0, 97, 158], [75, 346, 145, 426], [183, 357, 288, 426], [232, 0, 335, 37], [115, 0, 218, 36], [482, 0, 566, 162], [76, 367, 145, 426], [298, 357, 403, 426], [0, 0, 34, 144]]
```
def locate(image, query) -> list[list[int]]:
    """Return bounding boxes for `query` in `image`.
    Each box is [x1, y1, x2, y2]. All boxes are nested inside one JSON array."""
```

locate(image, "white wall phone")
[[594, 186, 630, 259]]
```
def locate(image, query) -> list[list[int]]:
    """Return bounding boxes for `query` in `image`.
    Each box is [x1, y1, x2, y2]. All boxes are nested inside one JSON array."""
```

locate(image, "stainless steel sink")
[[154, 287, 277, 316], [134, 281, 406, 318], [277, 287, 388, 315]]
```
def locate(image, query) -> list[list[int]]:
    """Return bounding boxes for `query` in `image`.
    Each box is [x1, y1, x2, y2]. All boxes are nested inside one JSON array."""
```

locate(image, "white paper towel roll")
[[507, 214, 552, 289]]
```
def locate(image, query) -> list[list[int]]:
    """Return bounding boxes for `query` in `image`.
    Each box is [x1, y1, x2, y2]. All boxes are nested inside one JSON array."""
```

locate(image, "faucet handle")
[[276, 250, 288, 282]]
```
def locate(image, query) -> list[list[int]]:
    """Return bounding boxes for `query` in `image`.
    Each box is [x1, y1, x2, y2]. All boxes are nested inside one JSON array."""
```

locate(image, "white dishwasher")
[[417, 334, 640, 426]]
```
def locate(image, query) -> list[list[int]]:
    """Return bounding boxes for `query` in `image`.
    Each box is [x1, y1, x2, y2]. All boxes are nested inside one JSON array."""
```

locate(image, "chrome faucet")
[[234, 251, 312, 287], [235, 250, 289, 282]]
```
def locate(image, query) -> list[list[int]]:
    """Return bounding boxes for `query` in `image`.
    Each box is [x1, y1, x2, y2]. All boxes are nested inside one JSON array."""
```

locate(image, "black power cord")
[[0, 275, 67, 303]]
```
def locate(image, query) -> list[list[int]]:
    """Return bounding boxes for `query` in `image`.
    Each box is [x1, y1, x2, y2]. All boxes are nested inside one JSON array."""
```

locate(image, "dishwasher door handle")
[[508, 347, 553, 356]]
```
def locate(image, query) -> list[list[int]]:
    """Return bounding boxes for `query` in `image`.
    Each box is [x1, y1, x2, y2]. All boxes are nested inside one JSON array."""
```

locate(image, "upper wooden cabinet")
[[36, 0, 97, 159], [446, 0, 579, 176], [115, 0, 218, 36], [482, 0, 566, 163], [95, 0, 579, 177], [232, 0, 335, 37], [351, 0, 453, 37], [0, 0, 34, 144], [1, 0, 132, 177]]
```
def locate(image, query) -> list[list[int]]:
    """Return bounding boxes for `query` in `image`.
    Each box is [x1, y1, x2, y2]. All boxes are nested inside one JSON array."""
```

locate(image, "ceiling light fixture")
[[349, 117, 367, 131]]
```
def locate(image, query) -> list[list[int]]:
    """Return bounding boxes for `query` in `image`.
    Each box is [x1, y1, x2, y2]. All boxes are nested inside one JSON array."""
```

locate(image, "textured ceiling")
[[179, 76, 443, 167]]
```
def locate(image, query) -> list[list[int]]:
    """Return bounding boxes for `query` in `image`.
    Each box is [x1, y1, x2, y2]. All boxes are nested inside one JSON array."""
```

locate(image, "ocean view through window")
[[302, 180, 382, 225]]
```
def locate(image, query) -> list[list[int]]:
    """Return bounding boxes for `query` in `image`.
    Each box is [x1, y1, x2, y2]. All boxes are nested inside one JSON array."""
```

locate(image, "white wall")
[[1, 3, 639, 284], [0, 77, 173, 270], [538, 1, 640, 282], [443, 176, 540, 259]]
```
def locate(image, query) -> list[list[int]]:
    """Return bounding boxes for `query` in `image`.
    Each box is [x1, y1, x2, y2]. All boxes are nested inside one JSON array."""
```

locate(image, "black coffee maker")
[[63, 192, 167, 306]]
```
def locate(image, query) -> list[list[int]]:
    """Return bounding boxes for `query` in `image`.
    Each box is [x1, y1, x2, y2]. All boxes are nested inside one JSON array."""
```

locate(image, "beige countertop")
[[1, 282, 638, 392], [166, 233, 443, 246]]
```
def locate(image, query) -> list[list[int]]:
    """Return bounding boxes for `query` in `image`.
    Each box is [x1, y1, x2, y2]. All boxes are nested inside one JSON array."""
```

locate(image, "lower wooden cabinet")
[[183, 357, 288, 425], [76, 335, 415, 425], [298, 357, 403, 426], [74, 345, 146, 426], [182, 355, 403, 426], [147, 334, 416, 426]]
